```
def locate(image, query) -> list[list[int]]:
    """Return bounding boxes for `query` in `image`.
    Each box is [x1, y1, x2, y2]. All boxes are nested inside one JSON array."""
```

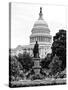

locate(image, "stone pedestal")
[[32, 58, 41, 76]]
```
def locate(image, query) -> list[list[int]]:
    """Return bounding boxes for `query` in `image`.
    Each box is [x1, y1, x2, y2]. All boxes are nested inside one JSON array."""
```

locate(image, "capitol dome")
[[30, 7, 52, 46]]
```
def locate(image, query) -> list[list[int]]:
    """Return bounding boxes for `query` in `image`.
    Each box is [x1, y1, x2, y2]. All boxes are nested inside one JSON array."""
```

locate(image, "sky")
[[11, 2, 68, 48]]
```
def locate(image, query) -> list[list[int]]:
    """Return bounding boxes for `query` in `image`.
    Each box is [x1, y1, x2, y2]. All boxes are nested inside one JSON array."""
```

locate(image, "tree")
[[51, 29, 66, 70], [40, 53, 52, 69], [18, 53, 34, 72], [49, 55, 62, 76], [9, 55, 23, 81]]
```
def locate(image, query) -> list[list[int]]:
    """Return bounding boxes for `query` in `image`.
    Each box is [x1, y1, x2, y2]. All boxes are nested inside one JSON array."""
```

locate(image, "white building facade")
[[11, 7, 52, 58]]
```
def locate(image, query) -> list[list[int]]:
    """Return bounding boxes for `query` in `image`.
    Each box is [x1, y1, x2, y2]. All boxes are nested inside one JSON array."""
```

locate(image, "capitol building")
[[11, 7, 52, 58]]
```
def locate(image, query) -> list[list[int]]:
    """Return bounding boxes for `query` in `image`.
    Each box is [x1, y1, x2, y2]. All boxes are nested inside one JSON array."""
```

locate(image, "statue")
[[33, 41, 39, 58]]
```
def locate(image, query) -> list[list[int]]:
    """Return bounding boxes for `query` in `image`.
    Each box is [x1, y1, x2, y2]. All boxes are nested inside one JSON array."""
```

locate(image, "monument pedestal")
[[33, 58, 41, 75], [31, 58, 43, 80]]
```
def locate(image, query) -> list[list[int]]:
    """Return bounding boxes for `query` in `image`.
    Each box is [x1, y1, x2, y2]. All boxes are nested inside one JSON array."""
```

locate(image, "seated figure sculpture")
[[33, 41, 39, 58]]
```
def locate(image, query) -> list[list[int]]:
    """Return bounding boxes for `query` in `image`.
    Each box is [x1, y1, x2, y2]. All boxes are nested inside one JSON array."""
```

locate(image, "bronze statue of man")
[[33, 41, 39, 58]]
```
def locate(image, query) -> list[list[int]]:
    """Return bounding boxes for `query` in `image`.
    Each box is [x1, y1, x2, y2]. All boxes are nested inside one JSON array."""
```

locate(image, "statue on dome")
[[40, 7, 42, 14], [33, 41, 39, 58], [39, 7, 43, 19]]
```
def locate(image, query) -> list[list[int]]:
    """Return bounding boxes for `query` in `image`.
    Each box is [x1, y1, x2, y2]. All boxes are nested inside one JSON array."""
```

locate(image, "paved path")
[[11, 78, 66, 87]]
